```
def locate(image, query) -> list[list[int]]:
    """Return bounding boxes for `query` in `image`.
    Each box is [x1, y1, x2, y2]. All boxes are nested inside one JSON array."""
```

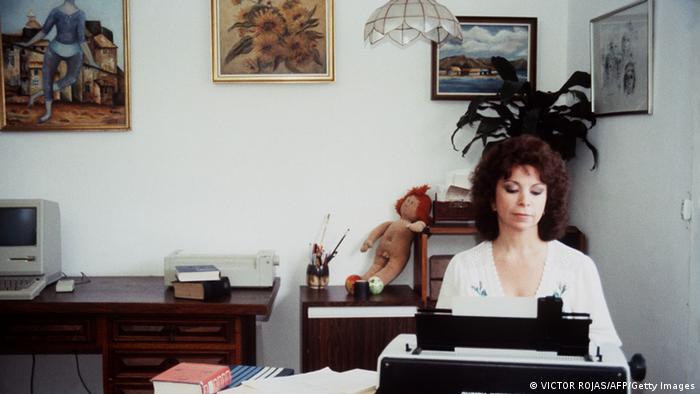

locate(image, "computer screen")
[[0, 200, 61, 280], [0, 207, 37, 246]]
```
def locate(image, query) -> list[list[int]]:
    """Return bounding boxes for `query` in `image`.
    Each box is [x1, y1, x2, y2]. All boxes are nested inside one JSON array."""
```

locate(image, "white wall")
[[0, 1, 570, 392], [689, 0, 700, 379], [567, 0, 698, 385]]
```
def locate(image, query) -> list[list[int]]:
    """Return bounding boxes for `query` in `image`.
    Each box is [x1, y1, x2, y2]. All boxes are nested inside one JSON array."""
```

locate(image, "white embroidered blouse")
[[436, 240, 622, 347]]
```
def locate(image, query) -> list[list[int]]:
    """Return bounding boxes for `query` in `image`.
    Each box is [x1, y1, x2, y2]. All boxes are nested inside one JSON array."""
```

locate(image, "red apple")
[[345, 274, 362, 295]]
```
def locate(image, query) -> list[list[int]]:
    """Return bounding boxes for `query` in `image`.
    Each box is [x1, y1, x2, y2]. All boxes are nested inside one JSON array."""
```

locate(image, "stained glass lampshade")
[[364, 0, 463, 46]]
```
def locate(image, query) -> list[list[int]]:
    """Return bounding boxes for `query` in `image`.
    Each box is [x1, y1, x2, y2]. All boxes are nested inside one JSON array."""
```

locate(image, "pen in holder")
[[307, 264, 329, 289]]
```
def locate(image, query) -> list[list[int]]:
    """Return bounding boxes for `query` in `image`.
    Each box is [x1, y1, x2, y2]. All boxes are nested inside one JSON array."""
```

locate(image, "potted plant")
[[451, 57, 599, 169]]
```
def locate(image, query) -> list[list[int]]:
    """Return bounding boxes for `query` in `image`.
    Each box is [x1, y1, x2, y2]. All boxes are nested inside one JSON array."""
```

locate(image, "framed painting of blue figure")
[[431, 16, 537, 101], [0, 0, 130, 131]]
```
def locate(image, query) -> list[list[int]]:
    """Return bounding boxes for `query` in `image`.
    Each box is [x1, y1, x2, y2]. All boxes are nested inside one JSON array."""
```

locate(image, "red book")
[[151, 362, 232, 394]]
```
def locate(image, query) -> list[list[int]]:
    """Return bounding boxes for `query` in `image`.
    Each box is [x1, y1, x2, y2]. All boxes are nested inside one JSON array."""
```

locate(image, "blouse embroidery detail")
[[471, 281, 488, 296], [552, 282, 567, 298]]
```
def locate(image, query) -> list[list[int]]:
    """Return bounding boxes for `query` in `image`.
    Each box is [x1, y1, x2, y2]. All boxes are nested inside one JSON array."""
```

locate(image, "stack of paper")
[[219, 367, 376, 394]]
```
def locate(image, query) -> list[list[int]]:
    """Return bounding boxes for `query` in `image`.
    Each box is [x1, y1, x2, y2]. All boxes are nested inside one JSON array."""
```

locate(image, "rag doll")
[[358, 185, 431, 292]]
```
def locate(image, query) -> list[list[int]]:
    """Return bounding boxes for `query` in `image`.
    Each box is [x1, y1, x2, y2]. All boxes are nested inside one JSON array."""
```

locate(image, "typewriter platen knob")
[[628, 353, 646, 381]]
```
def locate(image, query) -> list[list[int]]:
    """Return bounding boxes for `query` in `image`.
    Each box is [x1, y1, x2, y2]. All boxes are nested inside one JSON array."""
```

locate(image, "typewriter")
[[376, 297, 646, 394]]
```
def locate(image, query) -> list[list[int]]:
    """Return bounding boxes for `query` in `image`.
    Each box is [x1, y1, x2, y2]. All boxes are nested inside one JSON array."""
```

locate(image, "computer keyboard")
[[0, 276, 47, 300]]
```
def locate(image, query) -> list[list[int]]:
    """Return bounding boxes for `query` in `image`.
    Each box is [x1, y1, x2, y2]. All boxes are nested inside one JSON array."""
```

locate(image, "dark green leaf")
[[500, 80, 525, 103], [559, 71, 591, 92], [582, 136, 599, 170], [307, 5, 317, 19], [312, 48, 322, 66], [522, 108, 541, 133], [474, 117, 506, 139], [491, 56, 518, 81], [456, 99, 483, 129], [228, 21, 254, 32], [224, 36, 254, 64]]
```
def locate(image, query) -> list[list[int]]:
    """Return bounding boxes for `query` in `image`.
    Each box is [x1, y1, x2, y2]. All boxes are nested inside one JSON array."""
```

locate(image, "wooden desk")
[[300, 285, 421, 372], [0, 276, 280, 394]]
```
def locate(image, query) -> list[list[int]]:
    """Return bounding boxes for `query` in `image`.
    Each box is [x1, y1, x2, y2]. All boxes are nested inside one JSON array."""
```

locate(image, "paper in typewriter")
[[452, 296, 538, 318]]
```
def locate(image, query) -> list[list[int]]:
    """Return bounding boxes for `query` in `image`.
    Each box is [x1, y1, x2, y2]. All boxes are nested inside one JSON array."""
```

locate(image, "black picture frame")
[[431, 16, 537, 101]]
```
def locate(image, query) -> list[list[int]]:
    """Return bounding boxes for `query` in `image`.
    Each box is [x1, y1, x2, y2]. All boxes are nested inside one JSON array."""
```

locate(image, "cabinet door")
[[304, 316, 415, 372], [112, 381, 154, 394]]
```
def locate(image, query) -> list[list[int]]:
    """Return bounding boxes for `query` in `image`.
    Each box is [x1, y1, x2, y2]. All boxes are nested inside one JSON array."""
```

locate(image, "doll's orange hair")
[[394, 185, 432, 223]]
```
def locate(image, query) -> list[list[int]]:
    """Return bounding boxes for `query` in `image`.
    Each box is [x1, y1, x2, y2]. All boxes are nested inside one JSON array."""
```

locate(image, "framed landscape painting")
[[211, 0, 334, 83], [0, 0, 130, 131], [590, 0, 653, 116], [431, 17, 537, 101]]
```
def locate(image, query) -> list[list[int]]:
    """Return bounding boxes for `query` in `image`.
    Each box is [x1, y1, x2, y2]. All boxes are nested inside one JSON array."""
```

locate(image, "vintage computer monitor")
[[0, 199, 62, 299]]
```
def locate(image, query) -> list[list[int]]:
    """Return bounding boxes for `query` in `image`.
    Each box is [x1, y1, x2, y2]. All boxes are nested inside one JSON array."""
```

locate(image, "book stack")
[[151, 362, 232, 394], [173, 265, 231, 301]]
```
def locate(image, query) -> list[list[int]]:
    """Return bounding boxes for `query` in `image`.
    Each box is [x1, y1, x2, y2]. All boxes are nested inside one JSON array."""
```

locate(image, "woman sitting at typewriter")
[[436, 135, 621, 346]]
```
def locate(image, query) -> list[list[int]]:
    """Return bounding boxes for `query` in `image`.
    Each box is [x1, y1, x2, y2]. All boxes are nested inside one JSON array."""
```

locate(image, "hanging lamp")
[[364, 0, 463, 46]]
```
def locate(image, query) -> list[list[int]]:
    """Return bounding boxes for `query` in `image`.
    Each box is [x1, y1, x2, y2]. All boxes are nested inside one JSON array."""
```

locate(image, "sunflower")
[[284, 33, 314, 69], [280, 0, 302, 12], [252, 33, 283, 66], [250, 8, 286, 37], [282, 4, 308, 33]]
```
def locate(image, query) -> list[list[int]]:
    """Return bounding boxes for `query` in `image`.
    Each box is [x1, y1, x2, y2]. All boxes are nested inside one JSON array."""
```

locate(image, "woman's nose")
[[518, 191, 530, 206]]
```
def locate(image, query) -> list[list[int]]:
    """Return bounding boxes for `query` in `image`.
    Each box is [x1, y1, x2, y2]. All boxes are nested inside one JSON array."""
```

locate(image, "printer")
[[164, 250, 279, 287], [376, 297, 646, 394]]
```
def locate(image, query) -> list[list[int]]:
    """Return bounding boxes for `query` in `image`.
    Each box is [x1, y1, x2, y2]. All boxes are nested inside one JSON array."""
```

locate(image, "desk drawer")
[[112, 381, 154, 394], [111, 350, 232, 380], [112, 318, 234, 343], [0, 315, 96, 345]]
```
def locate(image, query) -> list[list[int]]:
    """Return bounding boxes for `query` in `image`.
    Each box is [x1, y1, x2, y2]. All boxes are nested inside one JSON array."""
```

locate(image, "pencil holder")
[[306, 264, 329, 290]]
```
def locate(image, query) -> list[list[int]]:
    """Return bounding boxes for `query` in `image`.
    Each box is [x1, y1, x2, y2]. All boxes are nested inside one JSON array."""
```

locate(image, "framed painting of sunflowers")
[[211, 0, 334, 83]]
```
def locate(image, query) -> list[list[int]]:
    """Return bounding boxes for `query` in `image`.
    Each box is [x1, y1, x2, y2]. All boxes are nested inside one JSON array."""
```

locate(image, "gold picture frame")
[[211, 0, 334, 83], [0, 0, 130, 131]]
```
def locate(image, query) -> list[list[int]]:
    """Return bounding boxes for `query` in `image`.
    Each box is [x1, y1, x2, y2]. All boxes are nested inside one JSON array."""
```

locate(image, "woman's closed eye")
[[503, 183, 519, 193]]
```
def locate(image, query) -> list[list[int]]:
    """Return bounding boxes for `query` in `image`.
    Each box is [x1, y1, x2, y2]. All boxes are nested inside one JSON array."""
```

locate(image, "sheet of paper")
[[452, 296, 537, 318], [227, 367, 377, 394]]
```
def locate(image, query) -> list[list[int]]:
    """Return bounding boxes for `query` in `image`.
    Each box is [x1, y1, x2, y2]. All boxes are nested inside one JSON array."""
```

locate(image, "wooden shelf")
[[413, 224, 478, 306]]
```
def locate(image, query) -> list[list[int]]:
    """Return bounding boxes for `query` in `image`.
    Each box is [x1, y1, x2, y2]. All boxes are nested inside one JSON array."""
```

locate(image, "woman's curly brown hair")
[[470, 135, 570, 241]]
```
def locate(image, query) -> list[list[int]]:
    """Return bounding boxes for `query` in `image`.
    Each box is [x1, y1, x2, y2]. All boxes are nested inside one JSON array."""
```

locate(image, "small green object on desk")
[[368, 276, 384, 295]]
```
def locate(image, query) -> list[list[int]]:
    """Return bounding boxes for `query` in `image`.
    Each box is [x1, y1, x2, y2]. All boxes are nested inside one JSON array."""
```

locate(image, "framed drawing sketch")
[[591, 0, 653, 116], [431, 17, 537, 101], [211, 0, 334, 83], [0, 0, 130, 131]]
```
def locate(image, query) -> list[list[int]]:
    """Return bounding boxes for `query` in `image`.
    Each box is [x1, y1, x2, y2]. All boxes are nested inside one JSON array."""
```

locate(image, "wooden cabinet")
[[0, 276, 279, 394], [300, 285, 421, 372]]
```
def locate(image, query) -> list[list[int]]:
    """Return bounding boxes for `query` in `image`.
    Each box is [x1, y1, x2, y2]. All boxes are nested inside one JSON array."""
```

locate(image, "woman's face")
[[492, 165, 547, 234]]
